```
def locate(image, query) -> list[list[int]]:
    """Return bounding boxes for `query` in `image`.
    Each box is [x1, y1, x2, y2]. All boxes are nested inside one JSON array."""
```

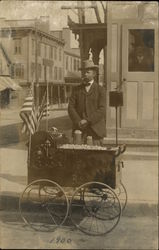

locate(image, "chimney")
[[50, 30, 63, 40], [37, 16, 50, 32], [62, 28, 71, 50]]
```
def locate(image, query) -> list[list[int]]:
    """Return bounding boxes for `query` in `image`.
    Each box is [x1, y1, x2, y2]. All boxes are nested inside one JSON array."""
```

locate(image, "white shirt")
[[85, 80, 94, 92]]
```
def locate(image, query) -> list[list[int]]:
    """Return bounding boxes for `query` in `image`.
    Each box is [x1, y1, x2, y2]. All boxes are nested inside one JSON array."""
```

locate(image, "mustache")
[[81, 77, 89, 84]]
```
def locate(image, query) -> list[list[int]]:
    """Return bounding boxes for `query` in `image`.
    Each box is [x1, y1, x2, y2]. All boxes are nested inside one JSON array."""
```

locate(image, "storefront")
[[0, 75, 21, 108]]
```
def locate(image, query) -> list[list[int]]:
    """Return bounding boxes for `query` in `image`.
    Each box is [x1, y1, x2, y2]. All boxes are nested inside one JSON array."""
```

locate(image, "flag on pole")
[[19, 87, 37, 135], [37, 91, 50, 124]]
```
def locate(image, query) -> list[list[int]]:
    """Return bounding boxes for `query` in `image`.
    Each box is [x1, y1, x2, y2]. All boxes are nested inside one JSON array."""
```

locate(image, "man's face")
[[84, 69, 96, 82], [137, 54, 144, 63]]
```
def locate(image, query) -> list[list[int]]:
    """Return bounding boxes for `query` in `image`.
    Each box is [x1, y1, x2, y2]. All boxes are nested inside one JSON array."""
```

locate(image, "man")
[[68, 60, 106, 145], [129, 46, 154, 72]]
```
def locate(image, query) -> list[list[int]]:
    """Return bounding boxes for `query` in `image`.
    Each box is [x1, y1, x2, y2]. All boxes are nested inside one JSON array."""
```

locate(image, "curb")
[[0, 115, 71, 146], [122, 152, 158, 161], [0, 193, 157, 217]]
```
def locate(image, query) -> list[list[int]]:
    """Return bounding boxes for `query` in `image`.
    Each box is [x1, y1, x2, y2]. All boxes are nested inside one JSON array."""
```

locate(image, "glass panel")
[[128, 29, 154, 72]]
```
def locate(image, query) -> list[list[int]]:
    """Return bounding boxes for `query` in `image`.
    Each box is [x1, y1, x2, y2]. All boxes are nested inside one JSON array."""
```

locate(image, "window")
[[32, 39, 35, 55], [59, 48, 62, 61], [59, 67, 62, 80], [41, 43, 43, 57], [47, 45, 49, 58], [66, 56, 68, 70], [38, 64, 42, 78], [54, 66, 57, 80], [70, 57, 72, 71], [31, 62, 35, 78], [50, 46, 53, 59], [77, 60, 80, 69], [49, 65, 53, 79], [74, 58, 76, 71], [37, 43, 41, 56], [77, 59, 79, 70], [14, 38, 22, 55], [128, 29, 154, 72], [14, 63, 24, 79], [44, 44, 47, 58], [54, 47, 57, 60]]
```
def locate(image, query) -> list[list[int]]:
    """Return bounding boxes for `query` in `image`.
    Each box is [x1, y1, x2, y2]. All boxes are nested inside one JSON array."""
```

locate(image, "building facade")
[[106, 1, 158, 133], [0, 17, 81, 108], [68, 1, 158, 137], [51, 28, 81, 103], [0, 17, 65, 106]]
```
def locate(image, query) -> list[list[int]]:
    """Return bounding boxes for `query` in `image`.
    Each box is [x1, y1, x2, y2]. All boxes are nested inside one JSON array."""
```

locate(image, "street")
[[0, 210, 158, 249], [0, 109, 71, 146], [0, 139, 158, 249]]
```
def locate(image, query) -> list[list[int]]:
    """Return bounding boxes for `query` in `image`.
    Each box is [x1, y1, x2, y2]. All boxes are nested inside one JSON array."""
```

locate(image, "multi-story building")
[[0, 17, 82, 108], [51, 28, 81, 102], [0, 17, 65, 106]]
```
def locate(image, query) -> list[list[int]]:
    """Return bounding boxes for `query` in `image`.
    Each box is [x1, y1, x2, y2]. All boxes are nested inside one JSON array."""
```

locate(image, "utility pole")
[[35, 18, 39, 108], [77, 1, 85, 77], [77, 1, 85, 24]]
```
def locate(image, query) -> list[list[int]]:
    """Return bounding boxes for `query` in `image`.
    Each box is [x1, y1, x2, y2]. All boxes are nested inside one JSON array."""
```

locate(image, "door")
[[121, 24, 158, 128]]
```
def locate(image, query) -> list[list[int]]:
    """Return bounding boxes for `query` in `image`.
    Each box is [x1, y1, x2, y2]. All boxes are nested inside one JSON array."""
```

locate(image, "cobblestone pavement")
[[0, 211, 158, 249]]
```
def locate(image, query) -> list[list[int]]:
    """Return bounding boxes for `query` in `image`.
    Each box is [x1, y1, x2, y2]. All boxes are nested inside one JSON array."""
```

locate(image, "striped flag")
[[19, 90, 37, 135], [37, 91, 50, 124]]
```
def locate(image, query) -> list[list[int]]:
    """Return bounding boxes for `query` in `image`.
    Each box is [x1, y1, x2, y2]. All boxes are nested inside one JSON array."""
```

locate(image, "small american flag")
[[20, 89, 37, 135], [37, 91, 50, 124]]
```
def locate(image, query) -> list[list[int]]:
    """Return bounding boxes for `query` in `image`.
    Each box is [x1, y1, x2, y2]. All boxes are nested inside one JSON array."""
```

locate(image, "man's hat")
[[79, 60, 99, 70]]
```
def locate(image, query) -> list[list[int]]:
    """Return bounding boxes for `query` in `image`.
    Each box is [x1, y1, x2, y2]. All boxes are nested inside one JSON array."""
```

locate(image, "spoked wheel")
[[70, 182, 122, 236], [114, 182, 128, 212], [19, 179, 69, 232]]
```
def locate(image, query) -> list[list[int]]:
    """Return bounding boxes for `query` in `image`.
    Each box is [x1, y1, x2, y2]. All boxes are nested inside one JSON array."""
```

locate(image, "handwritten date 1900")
[[49, 236, 72, 244]]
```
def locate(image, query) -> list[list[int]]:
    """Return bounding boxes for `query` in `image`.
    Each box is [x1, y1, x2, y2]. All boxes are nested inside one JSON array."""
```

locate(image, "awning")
[[65, 77, 81, 83], [64, 71, 81, 84], [0, 76, 22, 92]]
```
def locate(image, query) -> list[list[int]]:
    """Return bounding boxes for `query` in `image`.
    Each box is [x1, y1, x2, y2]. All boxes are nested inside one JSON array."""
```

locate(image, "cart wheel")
[[19, 179, 69, 232], [70, 182, 122, 236], [114, 182, 128, 212]]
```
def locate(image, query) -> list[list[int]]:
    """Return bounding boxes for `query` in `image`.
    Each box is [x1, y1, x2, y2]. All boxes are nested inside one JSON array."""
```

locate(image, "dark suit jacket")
[[68, 81, 106, 138]]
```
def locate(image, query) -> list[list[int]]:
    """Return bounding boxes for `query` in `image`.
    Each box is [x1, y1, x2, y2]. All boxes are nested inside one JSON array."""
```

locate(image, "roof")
[[0, 76, 22, 91], [64, 50, 80, 58], [0, 43, 12, 65], [0, 26, 65, 45]]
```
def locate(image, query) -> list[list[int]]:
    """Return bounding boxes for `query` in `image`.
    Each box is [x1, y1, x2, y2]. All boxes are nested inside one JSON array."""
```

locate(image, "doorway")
[[121, 24, 158, 128]]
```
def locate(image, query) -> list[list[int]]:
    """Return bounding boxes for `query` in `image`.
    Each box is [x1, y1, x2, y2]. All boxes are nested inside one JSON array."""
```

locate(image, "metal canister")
[[87, 136, 93, 145], [74, 130, 82, 145]]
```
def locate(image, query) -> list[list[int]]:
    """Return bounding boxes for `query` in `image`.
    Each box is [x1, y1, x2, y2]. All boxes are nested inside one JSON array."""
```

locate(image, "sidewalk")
[[0, 106, 158, 215], [0, 104, 68, 127], [0, 105, 71, 146], [0, 145, 158, 216]]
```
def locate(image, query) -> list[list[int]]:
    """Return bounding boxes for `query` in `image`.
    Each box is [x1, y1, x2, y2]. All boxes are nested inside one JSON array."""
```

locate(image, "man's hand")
[[78, 119, 88, 130]]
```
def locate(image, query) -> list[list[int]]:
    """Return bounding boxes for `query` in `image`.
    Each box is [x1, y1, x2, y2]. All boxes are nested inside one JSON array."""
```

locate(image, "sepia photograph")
[[0, 1, 158, 249]]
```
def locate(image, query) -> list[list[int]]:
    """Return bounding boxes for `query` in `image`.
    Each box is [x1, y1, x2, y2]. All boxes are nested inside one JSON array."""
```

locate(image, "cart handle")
[[120, 144, 126, 154], [114, 147, 121, 157]]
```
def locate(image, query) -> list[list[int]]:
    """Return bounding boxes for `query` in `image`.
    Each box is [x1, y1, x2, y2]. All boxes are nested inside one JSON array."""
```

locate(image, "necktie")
[[85, 82, 91, 87]]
